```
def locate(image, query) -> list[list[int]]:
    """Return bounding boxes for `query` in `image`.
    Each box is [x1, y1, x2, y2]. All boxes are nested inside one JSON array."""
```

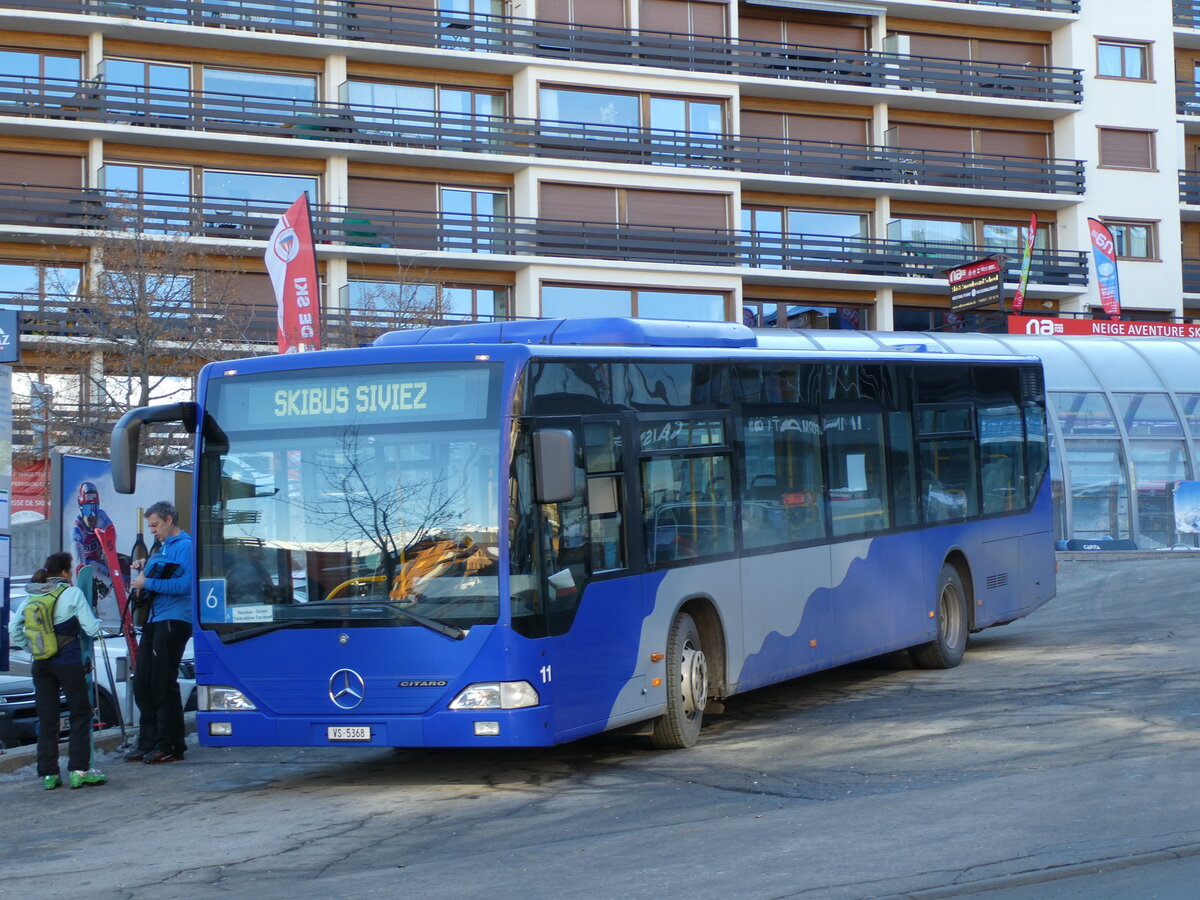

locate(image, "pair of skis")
[[93, 524, 139, 668], [77, 564, 123, 778]]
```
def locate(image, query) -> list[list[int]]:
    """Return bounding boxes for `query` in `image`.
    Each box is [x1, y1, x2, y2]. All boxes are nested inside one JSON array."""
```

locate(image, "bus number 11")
[[540, 665, 553, 683]]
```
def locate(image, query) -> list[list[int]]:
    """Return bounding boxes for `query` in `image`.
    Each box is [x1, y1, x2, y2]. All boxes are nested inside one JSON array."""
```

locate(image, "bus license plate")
[[327, 726, 371, 742]]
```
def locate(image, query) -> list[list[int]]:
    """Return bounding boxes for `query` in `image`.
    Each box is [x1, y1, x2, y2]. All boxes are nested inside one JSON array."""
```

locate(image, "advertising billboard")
[[55, 454, 188, 623], [945, 256, 1006, 313]]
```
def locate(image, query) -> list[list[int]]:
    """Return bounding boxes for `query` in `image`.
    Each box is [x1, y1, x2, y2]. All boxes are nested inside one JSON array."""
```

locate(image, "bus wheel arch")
[[650, 596, 726, 750], [943, 549, 976, 633], [680, 596, 728, 700], [913, 557, 971, 670]]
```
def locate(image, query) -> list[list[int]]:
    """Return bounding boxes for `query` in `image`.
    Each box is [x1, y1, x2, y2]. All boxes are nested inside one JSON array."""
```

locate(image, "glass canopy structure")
[[778, 330, 1200, 551]]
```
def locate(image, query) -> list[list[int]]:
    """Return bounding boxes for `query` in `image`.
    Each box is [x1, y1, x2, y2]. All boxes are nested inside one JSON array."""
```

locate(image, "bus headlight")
[[448, 681, 539, 710], [198, 686, 257, 711]]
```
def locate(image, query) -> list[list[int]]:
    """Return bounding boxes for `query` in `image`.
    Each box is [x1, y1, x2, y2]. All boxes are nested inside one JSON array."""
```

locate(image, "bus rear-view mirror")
[[533, 429, 576, 504]]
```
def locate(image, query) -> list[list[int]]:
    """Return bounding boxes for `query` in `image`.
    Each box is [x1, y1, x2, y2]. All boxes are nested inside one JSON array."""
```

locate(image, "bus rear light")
[[449, 681, 539, 710]]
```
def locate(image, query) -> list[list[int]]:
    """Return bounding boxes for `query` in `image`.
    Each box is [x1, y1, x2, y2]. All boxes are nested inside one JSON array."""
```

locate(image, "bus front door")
[[535, 415, 649, 742]]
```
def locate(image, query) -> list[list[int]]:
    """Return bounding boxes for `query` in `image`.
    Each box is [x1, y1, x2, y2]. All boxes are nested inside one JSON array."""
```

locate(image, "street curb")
[[0, 713, 197, 775]]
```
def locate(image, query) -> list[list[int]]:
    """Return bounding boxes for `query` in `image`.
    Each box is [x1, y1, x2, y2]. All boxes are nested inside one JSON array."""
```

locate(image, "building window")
[[200, 170, 319, 231], [1098, 128, 1155, 170], [1103, 219, 1157, 260], [1089, 307, 1169, 322], [742, 208, 869, 269], [741, 301, 866, 330], [0, 47, 80, 82], [0, 261, 81, 310], [345, 80, 505, 142], [1096, 40, 1150, 80], [202, 170, 318, 206], [539, 86, 725, 136], [541, 284, 727, 320], [893, 307, 1008, 334], [344, 281, 508, 322], [201, 68, 318, 124]]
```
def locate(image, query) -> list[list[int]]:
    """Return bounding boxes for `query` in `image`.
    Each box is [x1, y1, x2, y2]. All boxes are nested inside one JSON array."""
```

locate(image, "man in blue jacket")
[[126, 500, 193, 764]]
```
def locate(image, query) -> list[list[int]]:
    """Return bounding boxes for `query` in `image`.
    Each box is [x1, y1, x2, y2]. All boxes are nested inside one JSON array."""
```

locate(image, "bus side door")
[[535, 415, 649, 740]]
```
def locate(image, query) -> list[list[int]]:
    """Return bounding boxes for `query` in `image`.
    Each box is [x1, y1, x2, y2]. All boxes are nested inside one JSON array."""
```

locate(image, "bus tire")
[[651, 612, 707, 750], [913, 563, 969, 669]]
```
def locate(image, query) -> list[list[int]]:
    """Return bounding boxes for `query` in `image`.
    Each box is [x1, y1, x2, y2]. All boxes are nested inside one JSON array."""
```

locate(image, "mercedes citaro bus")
[[111, 318, 1055, 750]]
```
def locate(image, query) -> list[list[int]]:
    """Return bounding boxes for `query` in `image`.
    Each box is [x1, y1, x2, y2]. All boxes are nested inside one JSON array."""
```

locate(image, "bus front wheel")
[[651, 612, 708, 750], [913, 564, 969, 669]]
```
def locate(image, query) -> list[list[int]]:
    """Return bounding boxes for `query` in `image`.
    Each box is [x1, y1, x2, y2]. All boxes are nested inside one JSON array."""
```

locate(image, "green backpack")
[[23, 585, 68, 661]]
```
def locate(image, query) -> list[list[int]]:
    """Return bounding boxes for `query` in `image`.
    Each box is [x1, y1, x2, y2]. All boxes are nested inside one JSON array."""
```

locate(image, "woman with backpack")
[[6, 551, 107, 790]]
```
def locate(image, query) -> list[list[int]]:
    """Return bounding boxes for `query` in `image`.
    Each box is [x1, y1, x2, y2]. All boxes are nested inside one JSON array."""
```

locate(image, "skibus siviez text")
[[110, 317, 1055, 750]]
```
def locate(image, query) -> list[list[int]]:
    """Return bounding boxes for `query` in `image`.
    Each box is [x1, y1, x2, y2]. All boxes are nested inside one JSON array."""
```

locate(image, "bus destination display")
[[216, 365, 496, 431]]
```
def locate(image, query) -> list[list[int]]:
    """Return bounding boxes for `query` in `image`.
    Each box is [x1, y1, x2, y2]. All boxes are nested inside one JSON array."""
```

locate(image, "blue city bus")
[[111, 318, 1055, 750]]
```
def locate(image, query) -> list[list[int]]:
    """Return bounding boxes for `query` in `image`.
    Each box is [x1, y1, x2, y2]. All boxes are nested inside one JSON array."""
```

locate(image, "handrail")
[[0, 75, 1086, 193], [0, 181, 1090, 286], [6, 0, 1083, 103]]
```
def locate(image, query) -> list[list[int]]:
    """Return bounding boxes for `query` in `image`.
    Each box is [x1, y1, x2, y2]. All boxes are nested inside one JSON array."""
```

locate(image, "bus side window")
[[824, 411, 890, 537], [541, 442, 589, 633], [642, 454, 735, 564], [920, 439, 979, 522], [887, 411, 919, 528], [739, 412, 825, 549], [979, 404, 1026, 514], [584, 422, 625, 572]]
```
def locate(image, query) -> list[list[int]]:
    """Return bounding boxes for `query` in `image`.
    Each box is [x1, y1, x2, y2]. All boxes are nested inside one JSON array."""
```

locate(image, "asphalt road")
[[2, 555, 1199, 900]]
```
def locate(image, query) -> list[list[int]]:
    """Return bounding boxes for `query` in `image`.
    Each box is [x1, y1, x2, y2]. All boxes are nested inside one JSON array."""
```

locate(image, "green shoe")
[[68, 769, 107, 789], [42, 775, 61, 790]]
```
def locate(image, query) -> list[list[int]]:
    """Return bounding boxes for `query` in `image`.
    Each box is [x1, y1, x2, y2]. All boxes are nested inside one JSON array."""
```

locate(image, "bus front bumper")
[[197, 706, 556, 748]]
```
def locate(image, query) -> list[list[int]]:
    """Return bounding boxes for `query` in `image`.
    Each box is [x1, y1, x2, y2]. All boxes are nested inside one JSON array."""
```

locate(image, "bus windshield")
[[196, 362, 504, 635]]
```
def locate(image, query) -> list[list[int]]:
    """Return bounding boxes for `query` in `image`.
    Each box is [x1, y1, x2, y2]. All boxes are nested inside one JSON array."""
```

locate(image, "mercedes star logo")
[[329, 668, 366, 709]]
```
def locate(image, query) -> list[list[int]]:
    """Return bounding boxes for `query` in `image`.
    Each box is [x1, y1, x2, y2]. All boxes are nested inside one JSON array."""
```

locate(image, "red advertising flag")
[[1086, 217, 1122, 320], [266, 193, 322, 353], [1011, 212, 1037, 313]]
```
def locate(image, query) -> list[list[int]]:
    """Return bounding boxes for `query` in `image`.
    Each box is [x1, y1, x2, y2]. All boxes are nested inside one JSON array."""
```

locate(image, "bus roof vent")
[[374, 317, 759, 349]]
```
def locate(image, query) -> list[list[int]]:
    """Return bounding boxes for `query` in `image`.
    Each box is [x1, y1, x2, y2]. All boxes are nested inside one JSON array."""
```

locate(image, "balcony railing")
[[1178, 81, 1200, 115], [10, 0, 1083, 104], [0, 182, 1090, 286], [1, 286, 497, 345], [933, 0, 1077, 10], [1185, 259, 1200, 293], [0, 76, 1088, 194], [1181, 170, 1200, 204], [1176, 1, 1200, 27]]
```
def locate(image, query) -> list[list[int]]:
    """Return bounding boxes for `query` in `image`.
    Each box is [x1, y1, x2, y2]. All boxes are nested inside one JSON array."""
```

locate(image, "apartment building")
[[0, 0, 1194, 448]]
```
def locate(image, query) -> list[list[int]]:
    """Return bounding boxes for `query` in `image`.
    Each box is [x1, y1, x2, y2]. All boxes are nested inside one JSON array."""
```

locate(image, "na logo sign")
[[0, 308, 20, 363]]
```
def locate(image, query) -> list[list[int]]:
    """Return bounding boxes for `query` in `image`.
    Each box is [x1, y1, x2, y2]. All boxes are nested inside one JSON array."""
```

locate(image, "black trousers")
[[133, 619, 191, 754], [32, 656, 92, 776]]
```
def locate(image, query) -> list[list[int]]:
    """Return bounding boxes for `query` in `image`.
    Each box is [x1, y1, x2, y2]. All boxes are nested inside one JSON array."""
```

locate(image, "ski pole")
[[95, 627, 129, 747]]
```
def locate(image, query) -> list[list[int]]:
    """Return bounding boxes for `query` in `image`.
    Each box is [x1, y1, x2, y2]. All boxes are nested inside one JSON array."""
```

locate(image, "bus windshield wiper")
[[304, 598, 467, 641], [219, 617, 325, 644]]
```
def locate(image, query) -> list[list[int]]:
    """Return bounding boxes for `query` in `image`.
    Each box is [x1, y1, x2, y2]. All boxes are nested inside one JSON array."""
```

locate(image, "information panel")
[[213, 365, 498, 432]]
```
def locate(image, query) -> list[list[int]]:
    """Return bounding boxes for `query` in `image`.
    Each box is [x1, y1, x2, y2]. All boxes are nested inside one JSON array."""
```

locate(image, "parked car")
[[4, 637, 195, 744], [0, 673, 122, 750]]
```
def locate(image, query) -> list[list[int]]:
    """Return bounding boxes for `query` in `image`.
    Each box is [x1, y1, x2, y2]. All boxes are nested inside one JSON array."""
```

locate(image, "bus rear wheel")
[[913, 564, 969, 669], [651, 612, 708, 750]]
